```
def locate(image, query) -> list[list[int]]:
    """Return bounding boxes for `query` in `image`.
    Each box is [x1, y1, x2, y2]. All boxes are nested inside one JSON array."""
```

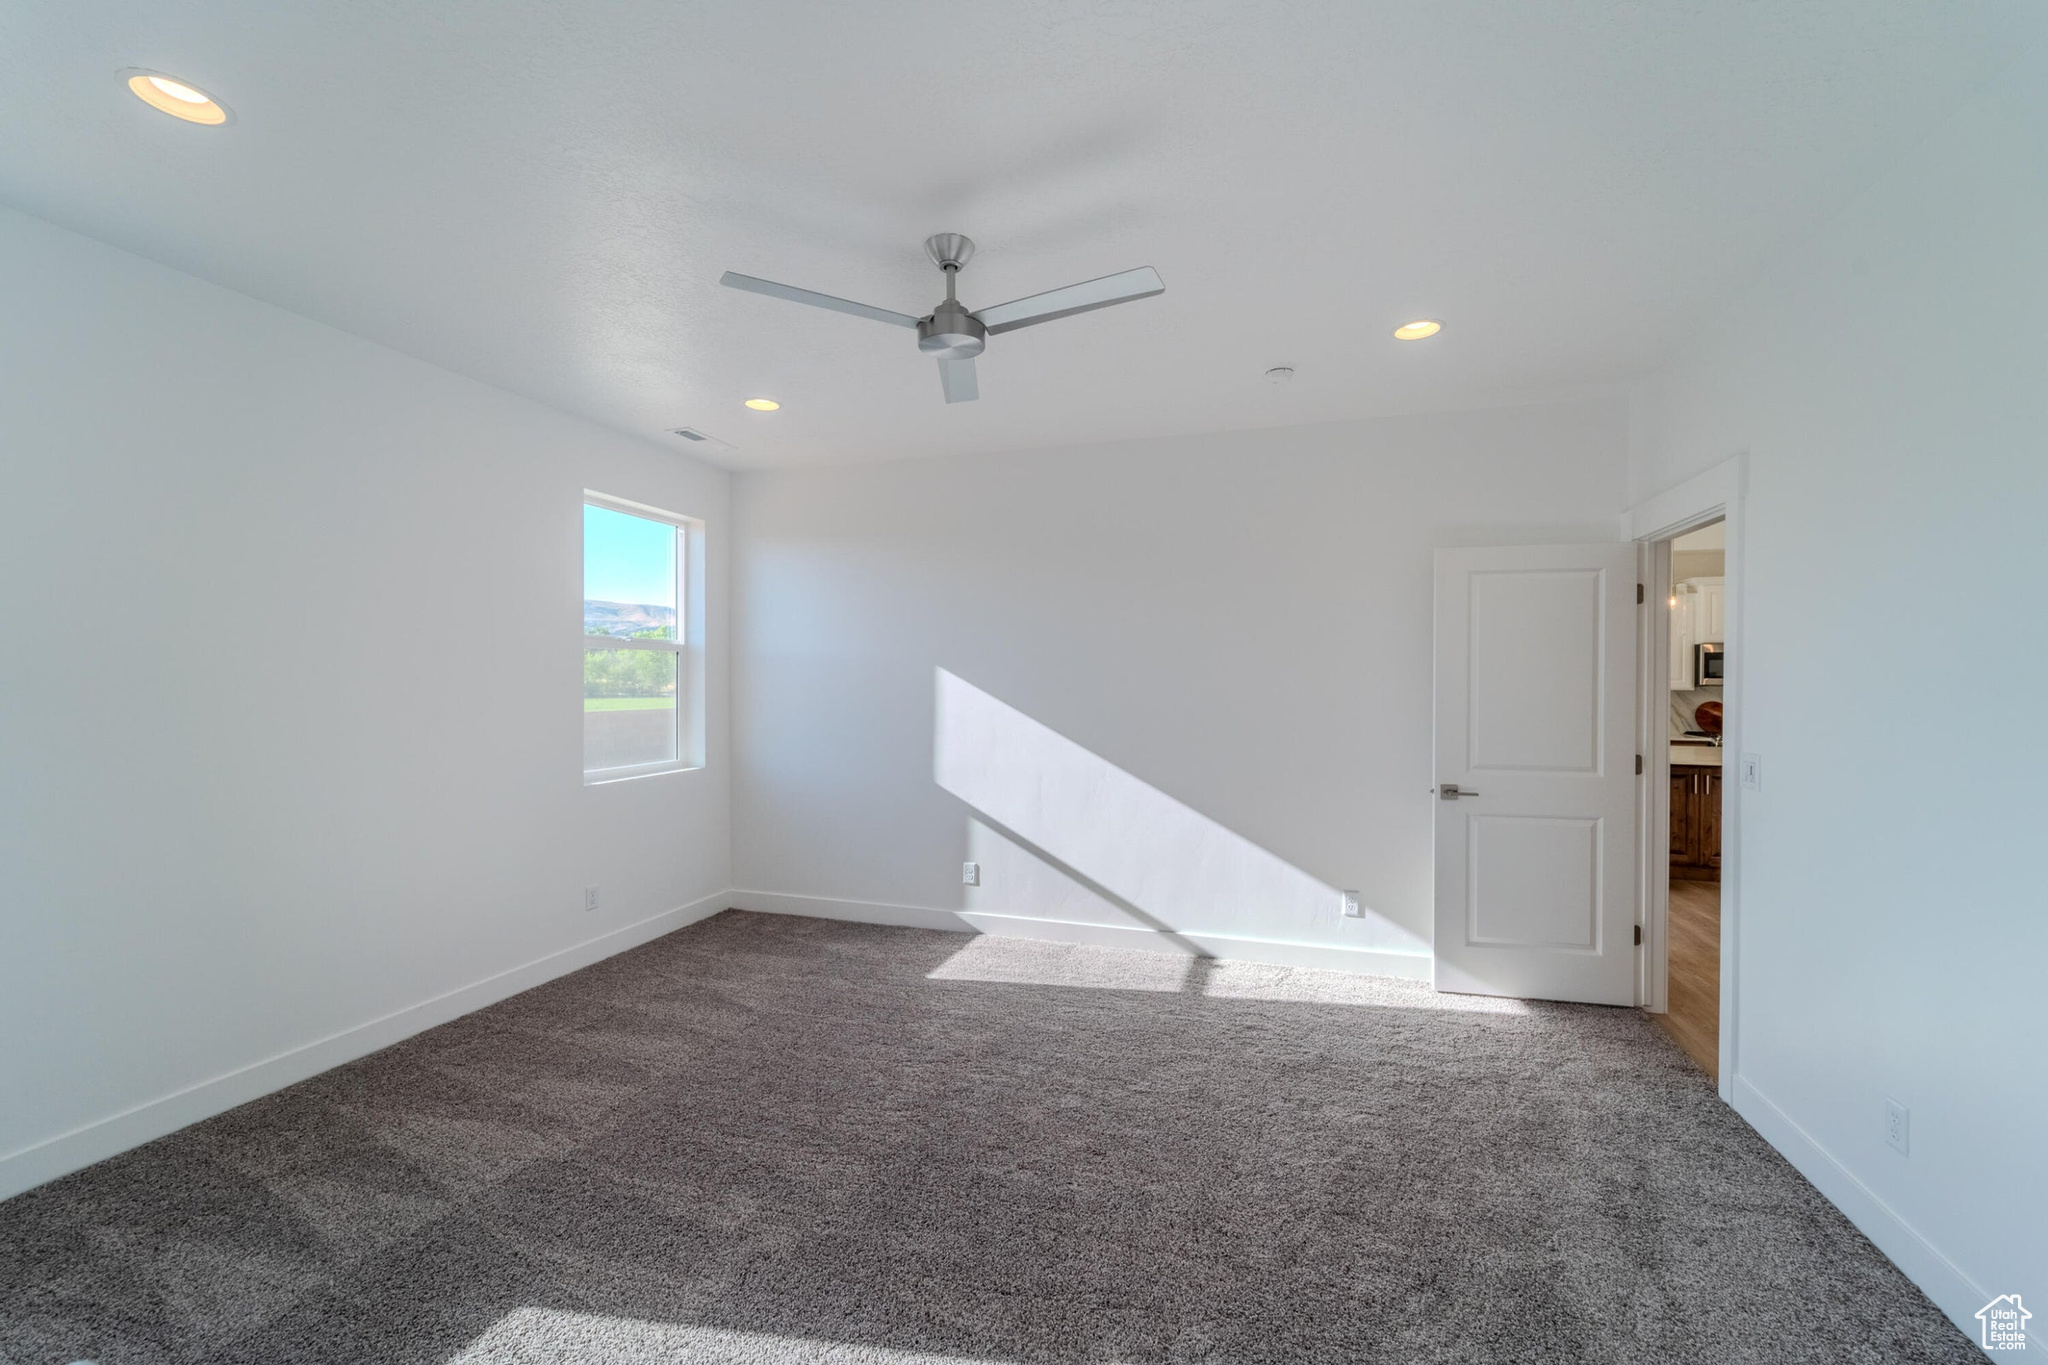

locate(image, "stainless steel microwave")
[[1695, 642, 1725, 688]]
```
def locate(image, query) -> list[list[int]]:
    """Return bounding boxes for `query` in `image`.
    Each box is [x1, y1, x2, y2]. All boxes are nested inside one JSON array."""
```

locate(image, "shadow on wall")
[[931, 667, 1428, 960]]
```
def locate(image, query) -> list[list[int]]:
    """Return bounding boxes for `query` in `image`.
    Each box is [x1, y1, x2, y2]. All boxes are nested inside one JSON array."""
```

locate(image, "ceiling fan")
[[719, 234, 1164, 404]]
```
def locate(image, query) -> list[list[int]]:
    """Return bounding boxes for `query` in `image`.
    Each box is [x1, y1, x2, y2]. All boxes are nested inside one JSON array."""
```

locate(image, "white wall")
[[1630, 62, 2046, 1341], [0, 206, 731, 1198], [1668, 548, 1723, 584], [731, 399, 1628, 972]]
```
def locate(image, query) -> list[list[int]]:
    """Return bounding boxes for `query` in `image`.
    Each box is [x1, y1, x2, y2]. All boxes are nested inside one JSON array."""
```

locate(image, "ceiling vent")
[[667, 427, 738, 455]]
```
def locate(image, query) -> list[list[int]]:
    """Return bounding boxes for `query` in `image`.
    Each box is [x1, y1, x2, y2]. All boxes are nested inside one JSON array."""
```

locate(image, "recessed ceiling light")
[[743, 398, 780, 411], [1393, 319, 1443, 341], [1264, 366, 1296, 384], [122, 69, 232, 125]]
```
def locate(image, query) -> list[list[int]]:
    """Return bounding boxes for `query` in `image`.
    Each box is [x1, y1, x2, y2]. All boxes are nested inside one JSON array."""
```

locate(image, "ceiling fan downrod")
[[918, 234, 986, 360]]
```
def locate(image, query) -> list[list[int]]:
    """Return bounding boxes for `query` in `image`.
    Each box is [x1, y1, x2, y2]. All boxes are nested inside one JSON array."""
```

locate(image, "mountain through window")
[[584, 498, 688, 777]]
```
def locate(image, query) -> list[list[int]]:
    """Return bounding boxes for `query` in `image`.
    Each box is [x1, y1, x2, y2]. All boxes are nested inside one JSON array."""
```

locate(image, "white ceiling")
[[2, 2, 2040, 469]]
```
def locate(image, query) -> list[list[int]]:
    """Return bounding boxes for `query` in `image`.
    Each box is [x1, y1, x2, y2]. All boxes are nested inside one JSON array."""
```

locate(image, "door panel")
[[1433, 544, 1638, 1004], [1467, 815, 1601, 948], [1467, 570, 1603, 772]]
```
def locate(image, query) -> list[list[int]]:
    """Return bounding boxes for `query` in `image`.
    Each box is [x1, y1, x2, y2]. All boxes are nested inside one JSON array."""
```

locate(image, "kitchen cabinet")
[[1670, 596, 1692, 691], [1693, 578, 1726, 640], [1671, 762, 1722, 880], [1669, 576, 1727, 690]]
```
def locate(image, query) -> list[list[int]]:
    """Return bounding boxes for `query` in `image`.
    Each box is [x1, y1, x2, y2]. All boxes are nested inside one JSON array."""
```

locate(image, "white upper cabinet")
[[1670, 587, 1693, 690], [1669, 576, 1726, 689], [1690, 577, 1726, 642]]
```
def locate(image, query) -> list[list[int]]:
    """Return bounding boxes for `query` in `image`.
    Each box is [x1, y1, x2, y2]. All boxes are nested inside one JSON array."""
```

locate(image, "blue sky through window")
[[584, 504, 676, 607]]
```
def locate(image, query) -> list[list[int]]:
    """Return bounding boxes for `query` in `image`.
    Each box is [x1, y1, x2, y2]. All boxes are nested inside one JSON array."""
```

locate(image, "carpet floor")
[[1, 910, 1974, 1364]]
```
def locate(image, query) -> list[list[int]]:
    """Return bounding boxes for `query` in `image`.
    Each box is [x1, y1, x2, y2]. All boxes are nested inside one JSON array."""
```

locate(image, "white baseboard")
[[0, 889, 732, 1204], [729, 891, 1432, 980], [1733, 1075, 2032, 1354]]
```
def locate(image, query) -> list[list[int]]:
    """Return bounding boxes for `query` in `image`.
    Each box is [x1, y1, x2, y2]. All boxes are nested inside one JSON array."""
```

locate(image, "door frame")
[[1632, 453, 1745, 1104]]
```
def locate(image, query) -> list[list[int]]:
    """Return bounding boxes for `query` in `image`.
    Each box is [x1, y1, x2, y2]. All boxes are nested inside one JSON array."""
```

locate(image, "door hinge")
[[1635, 753, 1643, 775], [1634, 925, 1642, 946], [1637, 582, 1645, 604]]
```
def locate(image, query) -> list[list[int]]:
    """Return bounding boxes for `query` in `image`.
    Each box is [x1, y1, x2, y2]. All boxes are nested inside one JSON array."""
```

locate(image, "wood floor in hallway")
[[1658, 878, 1722, 1078]]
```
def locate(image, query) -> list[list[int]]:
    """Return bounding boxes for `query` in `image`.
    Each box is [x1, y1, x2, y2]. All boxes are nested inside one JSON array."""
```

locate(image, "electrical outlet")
[[1884, 1097, 1909, 1155], [1740, 752, 1762, 791], [584, 885, 600, 913], [1341, 890, 1363, 918], [962, 862, 980, 886]]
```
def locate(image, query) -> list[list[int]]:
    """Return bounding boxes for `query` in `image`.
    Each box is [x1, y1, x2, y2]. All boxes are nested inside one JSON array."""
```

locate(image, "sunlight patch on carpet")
[[453, 1306, 1014, 1364], [925, 933, 1194, 991]]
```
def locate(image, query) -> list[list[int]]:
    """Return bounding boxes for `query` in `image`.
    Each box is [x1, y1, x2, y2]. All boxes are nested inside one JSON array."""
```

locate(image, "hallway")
[[1658, 880, 1721, 1078]]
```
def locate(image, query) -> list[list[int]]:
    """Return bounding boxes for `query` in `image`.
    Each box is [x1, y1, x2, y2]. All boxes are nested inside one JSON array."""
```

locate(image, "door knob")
[[1437, 783, 1479, 800]]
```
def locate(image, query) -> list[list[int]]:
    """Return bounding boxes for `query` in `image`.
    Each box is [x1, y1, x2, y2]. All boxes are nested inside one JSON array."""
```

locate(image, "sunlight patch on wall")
[[963, 817, 1154, 931], [934, 668, 1429, 957]]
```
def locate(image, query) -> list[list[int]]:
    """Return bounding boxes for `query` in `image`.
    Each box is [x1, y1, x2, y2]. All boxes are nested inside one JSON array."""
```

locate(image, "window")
[[583, 494, 698, 780]]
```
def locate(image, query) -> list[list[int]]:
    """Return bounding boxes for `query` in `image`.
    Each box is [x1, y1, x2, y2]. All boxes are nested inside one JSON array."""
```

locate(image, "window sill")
[[583, 761, 703, 787]]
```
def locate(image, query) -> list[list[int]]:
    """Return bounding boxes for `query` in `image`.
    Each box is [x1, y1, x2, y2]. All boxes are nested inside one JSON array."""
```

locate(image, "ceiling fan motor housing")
[[918, 301, 986, 358]]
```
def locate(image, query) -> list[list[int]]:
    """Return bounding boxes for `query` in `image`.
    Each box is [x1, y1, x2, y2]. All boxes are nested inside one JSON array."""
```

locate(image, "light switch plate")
[[1739, 752, 1762, 791]]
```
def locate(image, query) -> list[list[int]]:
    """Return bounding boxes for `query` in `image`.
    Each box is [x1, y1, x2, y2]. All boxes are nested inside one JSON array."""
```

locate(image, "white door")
[[1432, 544, 1638, 1004]]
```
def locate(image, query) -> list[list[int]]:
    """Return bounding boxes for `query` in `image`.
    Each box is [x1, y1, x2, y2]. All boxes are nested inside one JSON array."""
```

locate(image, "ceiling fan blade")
[[938, 356, 979, 404], [719, 272, 920, 328], [972, 266, 1164, 335]]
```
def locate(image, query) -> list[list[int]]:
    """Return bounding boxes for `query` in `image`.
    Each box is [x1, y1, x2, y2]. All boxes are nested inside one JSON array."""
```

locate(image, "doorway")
[[1424, 470, 1743, 1085], [1629, 454, 1743, 1102], [1659, 520, 1725, 1076]]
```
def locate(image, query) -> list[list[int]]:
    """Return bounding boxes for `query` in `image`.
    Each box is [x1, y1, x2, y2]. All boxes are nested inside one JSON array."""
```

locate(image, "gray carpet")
[[0, 910, 1974, 1364]]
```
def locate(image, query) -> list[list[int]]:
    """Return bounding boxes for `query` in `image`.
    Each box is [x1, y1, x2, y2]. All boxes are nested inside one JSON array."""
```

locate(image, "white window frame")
[[582, 491, 703, 784]]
